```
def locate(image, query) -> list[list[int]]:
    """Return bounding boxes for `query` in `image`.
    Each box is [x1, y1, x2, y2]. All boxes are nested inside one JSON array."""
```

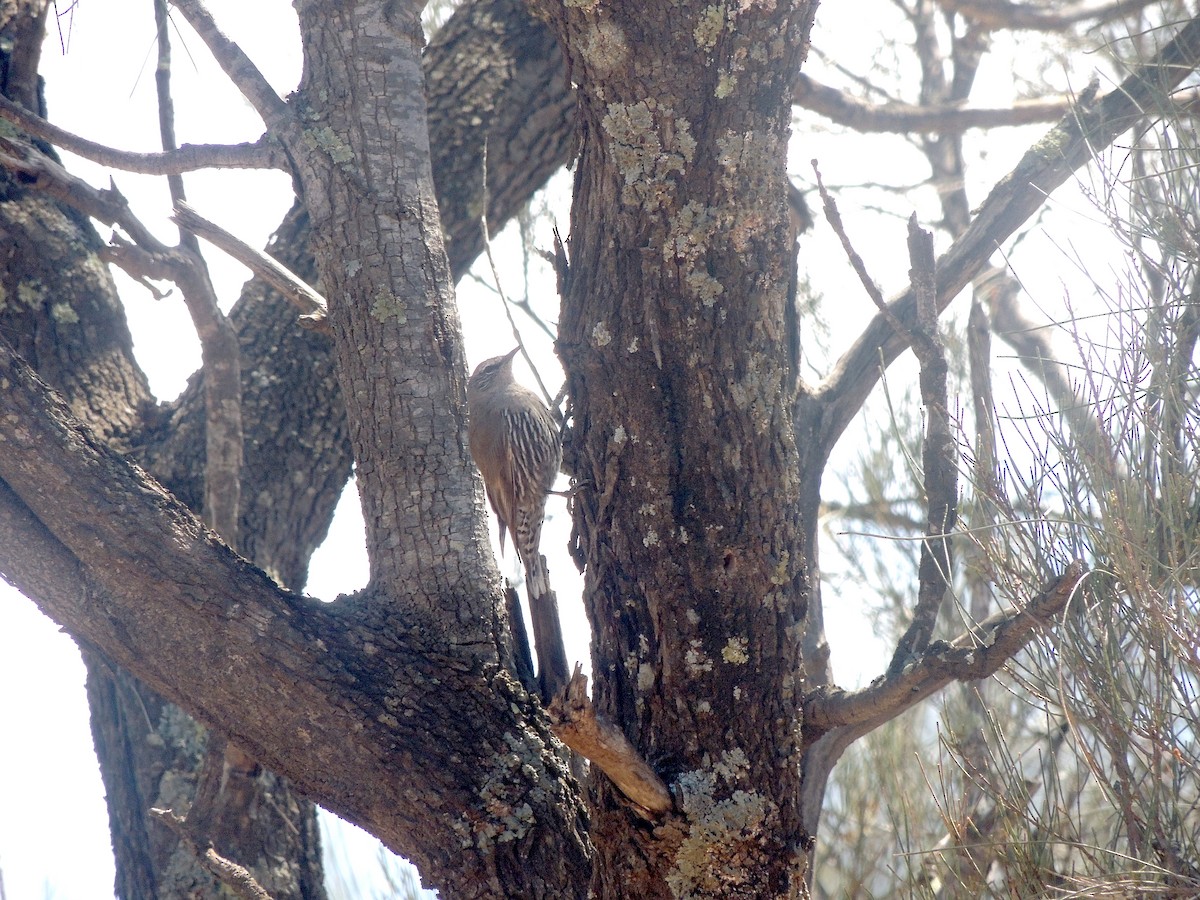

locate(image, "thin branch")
[[806, 564, 1089, 739], [981, 270, 1118, 474], [0, 93, 283, 174], [547, 666, 672, 816], [811, 160, 915, 345], [168, 0, 292, 131], [479, 141, 557, 411], [0, 137, 166, 249], [150, 808, 275, 900], [812, 15, 1200, 466], [888, 217, 957, 674], [937, 0, 1162, 31], [794, 74, 1073, 133], [172, 202, 330, 332], [155, 0, 242, 546], [805, 561, 1085, 735]]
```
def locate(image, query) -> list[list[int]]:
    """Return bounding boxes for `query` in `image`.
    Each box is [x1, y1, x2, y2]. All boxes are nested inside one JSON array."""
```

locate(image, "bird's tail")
[[523, 552, 569, 701]]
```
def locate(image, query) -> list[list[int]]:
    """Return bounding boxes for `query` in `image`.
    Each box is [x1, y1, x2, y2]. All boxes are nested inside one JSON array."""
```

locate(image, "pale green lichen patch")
[[50, 302, 79, 325], [694, 5, 725, 52], [686, 270, 725, 307], [307, 126, 354, 165], [668, 750, 774, 899], [602, 101, 696, 207], [581, 19, 630, 73], [721, 636, 749, 665], [370, 290, 407, 323], [466, 732, 545, 849], [592, 320, 613, 347], [17, 279, 45, 309], [715, 71, 737, 99], [685, 639, 713, 675]]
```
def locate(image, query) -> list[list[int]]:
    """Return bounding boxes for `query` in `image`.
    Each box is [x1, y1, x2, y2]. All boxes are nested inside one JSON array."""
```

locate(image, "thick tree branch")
[[0, 332, 590, 895], [0, 93, 283, 173], [805, 561, 1085, 735], [938, 0, 1161, 31], [809, 15, 1200, 466], [794, 73, 1072, 133]]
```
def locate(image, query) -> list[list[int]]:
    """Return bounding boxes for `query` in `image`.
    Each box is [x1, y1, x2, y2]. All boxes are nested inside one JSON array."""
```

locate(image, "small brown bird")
[[467, 348, 568, 698]]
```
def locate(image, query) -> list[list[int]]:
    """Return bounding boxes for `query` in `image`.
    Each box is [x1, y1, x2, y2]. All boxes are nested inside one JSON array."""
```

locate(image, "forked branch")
[[804, 561, 1086, 736]]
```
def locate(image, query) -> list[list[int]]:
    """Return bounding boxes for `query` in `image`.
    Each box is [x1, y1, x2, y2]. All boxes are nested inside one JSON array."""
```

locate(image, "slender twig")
[[168, 0, 292, 131], [811, 160, 915, 346], [937, 0, 1161, 31], [478, 140, 558, 411], [794, 74, 1075, 134], [547, 666, 672, 816]]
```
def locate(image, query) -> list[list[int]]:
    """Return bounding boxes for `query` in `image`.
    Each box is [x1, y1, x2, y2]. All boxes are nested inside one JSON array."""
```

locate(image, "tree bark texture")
[[540, 2, 818, 896], [0, 0, 578, 895]]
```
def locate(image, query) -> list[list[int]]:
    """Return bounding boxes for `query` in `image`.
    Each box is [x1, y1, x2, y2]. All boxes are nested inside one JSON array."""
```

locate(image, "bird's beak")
[[504, 347, 520, 363]]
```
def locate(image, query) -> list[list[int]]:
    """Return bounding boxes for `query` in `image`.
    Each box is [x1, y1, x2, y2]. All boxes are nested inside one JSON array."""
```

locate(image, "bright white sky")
[[0, 1, 1127, 897]]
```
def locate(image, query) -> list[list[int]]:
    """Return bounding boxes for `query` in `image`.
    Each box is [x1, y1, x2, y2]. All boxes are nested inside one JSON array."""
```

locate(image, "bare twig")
[[150, 808, 275, 900], [811, 160, 915, 345], [151, 4, 242, 546], [0, 93, 283, 174], [805, 561, 1086, 735], [794, 74, 1073, 133], [479, 141, 558, 411], [547, 666, 672, 816], [172, 202, 329, 332], [937, 0, 1161, 31], [888, 217, 957, 674]]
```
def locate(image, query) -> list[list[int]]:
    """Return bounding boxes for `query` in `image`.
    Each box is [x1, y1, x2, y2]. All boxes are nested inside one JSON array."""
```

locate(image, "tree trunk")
[[1, 0, 577, 893], [540, 1, 818, 895]]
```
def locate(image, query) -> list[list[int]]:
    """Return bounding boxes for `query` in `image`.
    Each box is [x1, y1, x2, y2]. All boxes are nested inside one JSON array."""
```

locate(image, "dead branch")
[[794, 73, 1072, 133], [804, 561, 1086, 735], [887, 218, 956, 674], [937, 0, 1161, 31], [154, 0, 242, 545], [172, 202, 330, 332], [811, 161, 914, 344], [150, 808, 274, 900], [0, 93, 283, 174], [547, 666, 672, 816]]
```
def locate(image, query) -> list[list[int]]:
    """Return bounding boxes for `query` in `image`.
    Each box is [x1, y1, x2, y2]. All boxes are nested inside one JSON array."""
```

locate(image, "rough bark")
[[540, 2, 818, 895], [0, 4, 331, 897], [52, 0, 575, 894]]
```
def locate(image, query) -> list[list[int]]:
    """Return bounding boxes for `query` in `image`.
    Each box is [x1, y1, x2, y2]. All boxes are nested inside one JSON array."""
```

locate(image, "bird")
[[467, 347, 569, 699]]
